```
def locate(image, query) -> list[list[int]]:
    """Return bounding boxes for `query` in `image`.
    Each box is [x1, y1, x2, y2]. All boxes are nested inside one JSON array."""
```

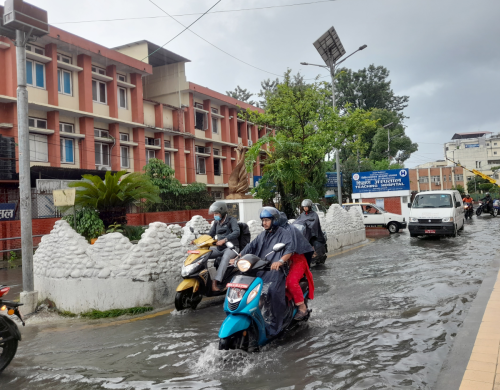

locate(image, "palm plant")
[[68, 171, 160, 227]]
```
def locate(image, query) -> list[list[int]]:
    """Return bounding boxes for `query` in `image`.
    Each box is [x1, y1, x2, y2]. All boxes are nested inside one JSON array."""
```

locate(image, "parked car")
[[407, 190, 465, 238], [342, 203, 407, 234]]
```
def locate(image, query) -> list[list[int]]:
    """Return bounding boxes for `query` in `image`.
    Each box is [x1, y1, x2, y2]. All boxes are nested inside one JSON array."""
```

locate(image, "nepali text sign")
[[326, 172, 343, 188], [0, 203, 16, 221], [352, 169, 410, 194], [465, 144, 479, 148]]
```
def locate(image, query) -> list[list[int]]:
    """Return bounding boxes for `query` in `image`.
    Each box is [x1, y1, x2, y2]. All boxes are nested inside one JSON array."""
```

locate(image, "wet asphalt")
[[1, 216, 499, 390]]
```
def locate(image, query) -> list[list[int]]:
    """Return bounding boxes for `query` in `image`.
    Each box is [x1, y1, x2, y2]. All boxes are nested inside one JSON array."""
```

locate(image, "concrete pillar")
[[222, 145, 232, 184], [0, 37, 17, 97], [220, 105, 230, 143], [109, 123, 121, 171], [439, 167, 444, 190], [106, 65, 118, 119], [133, 127, 146, 172], [206, 141, 214, 184], [79, 117, 95, 169], [173, 108, 184, 132], [416, 169, 420, 192], [47, 111, 60, 167], [44, 43, 58, 106], [185, 93, 195, 135], [155, 103, 164, 128], [130, 73, 144, 124], [185, 138, 196, 183], [174, 135, 186, 183], [203, 99, 212, 139], [229, 108, 238, 144], [77, 54, 93, 113], [154, 131, 165, 161]]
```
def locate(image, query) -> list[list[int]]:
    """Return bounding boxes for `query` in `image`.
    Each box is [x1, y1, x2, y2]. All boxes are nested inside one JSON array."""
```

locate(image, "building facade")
[[409, 161, 465, 193], [0, 19, 264, 199]]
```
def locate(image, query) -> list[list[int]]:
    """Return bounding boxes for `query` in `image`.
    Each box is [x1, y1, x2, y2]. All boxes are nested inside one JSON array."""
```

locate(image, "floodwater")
[[1, 217, 499, 389]]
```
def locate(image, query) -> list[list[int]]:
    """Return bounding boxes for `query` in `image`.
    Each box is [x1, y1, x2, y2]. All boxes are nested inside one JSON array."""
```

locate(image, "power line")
[[52, 0, 337, 25], [146, 0, 285, 78], [143, 0, 222, 61]]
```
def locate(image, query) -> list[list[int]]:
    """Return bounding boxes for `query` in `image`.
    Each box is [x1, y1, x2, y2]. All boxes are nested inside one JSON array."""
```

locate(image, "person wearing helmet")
[[236, 207, 294, 336], [463, 194, 473, 204], [206, 201, 240, 291], [294, 199, 326, 263], [278, 212, 315, 320], [481, 192, 493, 212]]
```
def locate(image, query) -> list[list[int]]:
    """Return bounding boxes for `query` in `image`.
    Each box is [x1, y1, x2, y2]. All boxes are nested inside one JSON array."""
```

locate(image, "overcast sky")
[[28, 0, 500, 168]]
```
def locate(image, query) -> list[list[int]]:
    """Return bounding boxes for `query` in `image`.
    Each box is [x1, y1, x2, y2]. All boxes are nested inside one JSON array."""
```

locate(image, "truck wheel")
[[451, 225, 458, 238], [493, 209, 498, 217], [410, 233, 418, 238], [388, 222, 399, 234]]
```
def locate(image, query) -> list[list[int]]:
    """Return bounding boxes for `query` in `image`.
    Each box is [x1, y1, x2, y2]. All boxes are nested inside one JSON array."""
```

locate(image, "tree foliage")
[[334, 64, 409, 114], [240, 70, 377, 217], [226, 85, 256, 105]]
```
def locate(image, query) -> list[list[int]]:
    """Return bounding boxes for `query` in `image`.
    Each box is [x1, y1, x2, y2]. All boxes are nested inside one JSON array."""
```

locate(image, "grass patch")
[[80, 306, 153, 319], [58, 310, 77, 318]]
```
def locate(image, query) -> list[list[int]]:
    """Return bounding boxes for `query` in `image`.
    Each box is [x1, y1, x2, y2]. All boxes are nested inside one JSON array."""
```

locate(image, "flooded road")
[[1, 217, 499, 389]]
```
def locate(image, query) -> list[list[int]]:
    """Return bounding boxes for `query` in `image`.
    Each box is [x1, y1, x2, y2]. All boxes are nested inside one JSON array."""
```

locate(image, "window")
[[26, 44, 45, 55], [495, 152, 498, 155], [95, 143, 110, 166], [467, 176, 472, 181], [195, 146, 211, 154], [443, 175, 446, 182], [194, 102, 203, 109], [214, 158, 221, 176], [212, 117, 218, 134], [57, 53, 71, 64], [495, 143, 498, 146], [195, 110, 208, 130], [213, 191, 222, 199], [476, 161, 481, 168], [57, 69, 72, 95], [431, 176, 441, 183], [29, 134, 48, 162], [121, 146, 129, 168], [419, 177, 428, 183], [456, 174, 463, 181], [117, 74, 126, 82], [26, 60, 45, 88], [165, 152, 171, 167], [119, 133, 129, 141], [412, 194, 453, 208], [146, 137, 160, 146], [91, 66, 106, 75], [94, 129, 109, 138], [164, 140, 171, 148], [196, 156, 206, 174], [92, 79, 107, 103], [60, 138, 74, 164], [59, 123, 74, 133], [146, 149, 156, 163], [487, 143, 490, 146], [28, 117, 47, 129], [213, 148, 220, 156], [118, 87, 127, 109]]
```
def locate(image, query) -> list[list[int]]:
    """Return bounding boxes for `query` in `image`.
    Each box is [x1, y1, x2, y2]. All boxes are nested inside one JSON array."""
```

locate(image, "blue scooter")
[[217, 242, 310, 352]]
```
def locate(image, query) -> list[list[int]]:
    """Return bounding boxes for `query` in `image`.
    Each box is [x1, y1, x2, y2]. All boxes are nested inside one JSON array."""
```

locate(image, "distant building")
[[409, 161, 465, 193]]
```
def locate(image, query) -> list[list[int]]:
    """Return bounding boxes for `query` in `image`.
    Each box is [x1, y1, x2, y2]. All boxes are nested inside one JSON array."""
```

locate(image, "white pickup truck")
[[342, 202, 407, 234]]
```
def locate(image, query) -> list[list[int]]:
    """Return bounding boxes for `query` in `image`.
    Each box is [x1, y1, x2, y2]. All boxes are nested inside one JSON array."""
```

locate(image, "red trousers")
[[286, 253, 315, 304]]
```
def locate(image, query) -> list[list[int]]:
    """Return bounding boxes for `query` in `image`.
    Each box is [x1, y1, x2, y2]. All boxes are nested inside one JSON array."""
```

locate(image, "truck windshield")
[[412, 194, 453, 208]]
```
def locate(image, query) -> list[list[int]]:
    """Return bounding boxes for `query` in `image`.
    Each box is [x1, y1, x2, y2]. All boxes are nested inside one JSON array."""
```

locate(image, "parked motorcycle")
[[464, 202, 474, 220], [218, 242, 310, 352], [174, 234, 239, 311], [476, 200, 498, 217], [0, 285, 25, 373]]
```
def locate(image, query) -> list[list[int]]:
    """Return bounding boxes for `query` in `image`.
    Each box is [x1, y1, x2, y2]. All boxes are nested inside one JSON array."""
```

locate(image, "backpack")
[[237, 222, 251, 250]]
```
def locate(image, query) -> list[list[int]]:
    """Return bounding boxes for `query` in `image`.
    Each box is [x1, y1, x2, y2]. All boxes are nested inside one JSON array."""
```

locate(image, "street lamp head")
[[300, 62, 309, 65], [359, 44, 368, 51]]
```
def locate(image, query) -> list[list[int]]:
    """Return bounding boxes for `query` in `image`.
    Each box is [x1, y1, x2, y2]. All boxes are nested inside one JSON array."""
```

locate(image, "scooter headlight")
[[181, 257, 206, 277], [442, 217, 454, 222], [237, 260, 251, 272], [246, 284, 261, 304]]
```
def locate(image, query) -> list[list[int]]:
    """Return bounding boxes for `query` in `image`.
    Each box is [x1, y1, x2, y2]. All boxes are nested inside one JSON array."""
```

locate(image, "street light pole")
[[301, 44, 367, 206]]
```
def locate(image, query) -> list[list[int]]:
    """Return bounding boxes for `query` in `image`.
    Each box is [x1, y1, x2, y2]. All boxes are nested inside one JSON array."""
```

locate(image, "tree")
[[467, 176, 490, 194], [241, 71, 378, 217], [226, 86, 256, 105], [333, 64, 409, 114], [257, 78, 279, 108], [69, 171, 160, 227], [451, 184, 465, 194]]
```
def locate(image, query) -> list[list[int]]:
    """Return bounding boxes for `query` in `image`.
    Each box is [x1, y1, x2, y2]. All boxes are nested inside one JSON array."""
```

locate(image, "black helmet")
[[278, 212, 288, 227], [301, 199, 313, 208], [486, 192, 490, 196], [259, 207, 281, 226], [209, 201, 228, 217]]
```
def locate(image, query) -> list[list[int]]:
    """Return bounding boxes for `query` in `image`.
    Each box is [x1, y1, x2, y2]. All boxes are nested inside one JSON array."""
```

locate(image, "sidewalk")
[[459, 270, 500, 390], [0, 267, 23, 301]]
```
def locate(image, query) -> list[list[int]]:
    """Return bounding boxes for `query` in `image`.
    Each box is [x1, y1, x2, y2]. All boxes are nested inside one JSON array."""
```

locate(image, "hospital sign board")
[[352, 169, 410, 194]]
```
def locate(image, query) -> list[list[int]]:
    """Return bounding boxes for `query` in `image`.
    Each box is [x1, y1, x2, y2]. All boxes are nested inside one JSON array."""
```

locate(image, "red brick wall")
[[0, 217, 60, 253], [361, 197, 402, 215]]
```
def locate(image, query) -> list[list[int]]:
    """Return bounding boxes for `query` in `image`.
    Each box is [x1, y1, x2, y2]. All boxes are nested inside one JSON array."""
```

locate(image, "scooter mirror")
[[226, 241, 235, 249], [273, 243, 286, 252]]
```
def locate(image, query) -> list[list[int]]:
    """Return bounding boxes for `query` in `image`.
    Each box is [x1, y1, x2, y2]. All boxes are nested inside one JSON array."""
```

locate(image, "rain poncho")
[[240, 225, 293, 337], [293, 210, 326, 244]]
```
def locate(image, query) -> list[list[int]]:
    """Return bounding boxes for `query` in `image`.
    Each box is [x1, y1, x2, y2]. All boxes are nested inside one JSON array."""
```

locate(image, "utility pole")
[[329, 58, 342, 206], [383, 122, 394, 163]]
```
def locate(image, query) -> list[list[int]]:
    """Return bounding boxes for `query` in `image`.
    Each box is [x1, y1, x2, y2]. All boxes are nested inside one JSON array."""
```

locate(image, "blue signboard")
[[465, 144, 479, 148], [253, 175, 262, 187], [0, 203, 16, 221], [352, 169, 410, 194], [326, 172, 343, 188]]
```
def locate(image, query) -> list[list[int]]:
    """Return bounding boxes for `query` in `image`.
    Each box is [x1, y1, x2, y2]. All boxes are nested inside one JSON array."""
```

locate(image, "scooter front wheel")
[[218, 337, 231, 350], [175, 288, 201, 311], [0, 336, 18, 373]]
